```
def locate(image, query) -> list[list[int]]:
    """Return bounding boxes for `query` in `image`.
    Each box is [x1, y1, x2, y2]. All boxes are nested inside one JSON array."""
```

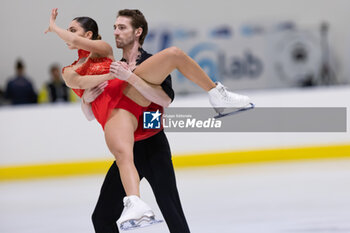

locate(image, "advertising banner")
[[144, 21, 324, 94]]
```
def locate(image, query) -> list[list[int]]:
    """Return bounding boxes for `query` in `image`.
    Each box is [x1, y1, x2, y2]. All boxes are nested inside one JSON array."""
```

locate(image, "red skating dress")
[[63, 49, 163, 141]]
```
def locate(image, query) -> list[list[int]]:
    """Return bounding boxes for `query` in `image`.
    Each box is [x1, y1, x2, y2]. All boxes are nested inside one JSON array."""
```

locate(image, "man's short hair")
[[117, 9, 148, 45]]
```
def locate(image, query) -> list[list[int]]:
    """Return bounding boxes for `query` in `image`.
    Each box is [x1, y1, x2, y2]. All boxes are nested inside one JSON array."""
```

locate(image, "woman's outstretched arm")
[[45, 8, 113, 58]]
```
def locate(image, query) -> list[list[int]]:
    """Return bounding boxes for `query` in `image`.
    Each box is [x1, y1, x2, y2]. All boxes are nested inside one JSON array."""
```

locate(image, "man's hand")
[[109, 61, 133, 81], [82, 81, 108, 103]]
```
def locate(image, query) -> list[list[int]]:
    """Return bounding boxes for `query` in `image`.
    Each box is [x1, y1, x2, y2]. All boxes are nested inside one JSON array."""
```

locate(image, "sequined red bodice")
[[62, 50, 113, 97], [62, 49, 127, 128], [61, 49, 163, 141], [75, 53, 112, 76]]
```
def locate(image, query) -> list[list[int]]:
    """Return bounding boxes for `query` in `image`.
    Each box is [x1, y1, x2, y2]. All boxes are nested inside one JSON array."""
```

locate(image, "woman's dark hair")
[[117, 9, 148, 45], [73, 16, 101, 40]]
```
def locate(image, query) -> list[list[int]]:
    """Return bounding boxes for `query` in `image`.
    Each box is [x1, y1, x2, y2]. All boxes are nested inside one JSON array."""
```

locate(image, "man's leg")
[[92, 162, 125, 233], [134, 131, 191, 233]]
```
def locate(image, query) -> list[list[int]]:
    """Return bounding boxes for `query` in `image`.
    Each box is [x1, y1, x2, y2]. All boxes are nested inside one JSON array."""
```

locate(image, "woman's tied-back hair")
[[117, 9, 148, 45], [73, 16, 101, 40]]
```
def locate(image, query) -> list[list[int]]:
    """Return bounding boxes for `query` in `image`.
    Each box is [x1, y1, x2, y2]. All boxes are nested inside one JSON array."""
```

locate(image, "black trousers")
[[92, 130, 191, 233]]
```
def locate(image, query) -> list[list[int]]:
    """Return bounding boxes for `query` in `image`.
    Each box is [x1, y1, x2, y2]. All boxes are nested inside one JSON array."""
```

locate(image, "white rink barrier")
[[0, 86, 349, 167]]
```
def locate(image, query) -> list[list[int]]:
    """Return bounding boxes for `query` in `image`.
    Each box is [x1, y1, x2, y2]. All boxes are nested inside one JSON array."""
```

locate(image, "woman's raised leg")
[[134, 46, 216, 91], [133, 46, 252, 111]]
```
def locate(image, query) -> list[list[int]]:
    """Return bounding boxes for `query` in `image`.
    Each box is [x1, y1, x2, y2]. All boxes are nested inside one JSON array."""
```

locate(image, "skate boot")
[[208, 82, 254, 118], [117, 195, 163, 231]]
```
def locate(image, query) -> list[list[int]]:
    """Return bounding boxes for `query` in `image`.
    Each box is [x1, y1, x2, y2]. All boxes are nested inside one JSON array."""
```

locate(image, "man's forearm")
[[127, 73, 171, 107]]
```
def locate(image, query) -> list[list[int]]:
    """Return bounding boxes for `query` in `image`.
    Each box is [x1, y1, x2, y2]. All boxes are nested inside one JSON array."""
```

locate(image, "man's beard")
[[116, 37, 135, 48], [116, 42, 123, 48]]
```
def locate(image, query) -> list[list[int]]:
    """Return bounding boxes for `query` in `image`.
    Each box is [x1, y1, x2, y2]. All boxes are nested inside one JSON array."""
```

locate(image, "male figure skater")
[[83, 9, 191, 233]]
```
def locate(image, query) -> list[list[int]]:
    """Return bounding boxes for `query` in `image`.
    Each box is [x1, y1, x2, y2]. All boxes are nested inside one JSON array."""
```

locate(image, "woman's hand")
[[109, 61, 133, 81], [82, 81, 108, 104], [44, 8, 58, 34]]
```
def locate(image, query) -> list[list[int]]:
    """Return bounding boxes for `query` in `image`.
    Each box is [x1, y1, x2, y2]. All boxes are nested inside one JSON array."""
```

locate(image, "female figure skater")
[[45, 8, 251, 230]]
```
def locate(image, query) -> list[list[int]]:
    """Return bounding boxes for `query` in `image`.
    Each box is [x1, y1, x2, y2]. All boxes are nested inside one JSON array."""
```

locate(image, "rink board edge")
[[1, 143, 350, 181]]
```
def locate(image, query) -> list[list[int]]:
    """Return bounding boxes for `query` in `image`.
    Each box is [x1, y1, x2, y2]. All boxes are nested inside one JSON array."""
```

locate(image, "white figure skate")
[[117, 195, 163, 231], [208, 82, 254, 118]]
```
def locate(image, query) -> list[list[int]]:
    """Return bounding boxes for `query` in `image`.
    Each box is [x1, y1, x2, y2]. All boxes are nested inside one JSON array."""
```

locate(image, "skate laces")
[[218, 83, 246, 103], [217, 83, 228, 97], [218, 83, 238, 102], [124, 198, 133, 208]]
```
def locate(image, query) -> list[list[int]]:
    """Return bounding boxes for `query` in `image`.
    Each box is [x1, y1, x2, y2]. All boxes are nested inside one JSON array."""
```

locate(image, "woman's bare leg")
[[134, 46, 216, 91], [104, 108, 139, 196]]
